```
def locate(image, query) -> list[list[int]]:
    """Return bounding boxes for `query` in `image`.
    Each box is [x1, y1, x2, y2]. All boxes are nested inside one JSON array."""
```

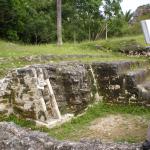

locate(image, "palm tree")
[[124, 10, 133, 22]]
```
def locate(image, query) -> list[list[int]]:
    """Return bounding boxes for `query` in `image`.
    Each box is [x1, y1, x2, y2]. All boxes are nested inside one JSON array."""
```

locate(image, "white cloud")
[[121, 0, 150, 13]]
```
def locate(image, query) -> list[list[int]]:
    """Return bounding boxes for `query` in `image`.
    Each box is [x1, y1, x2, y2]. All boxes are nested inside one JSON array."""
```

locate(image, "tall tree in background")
[[0, 0, 55, 43], [57, 0, 62, 45], [99, 0, 123, 39], [62, 0, 102, 42], [0, 0, 127, 43]]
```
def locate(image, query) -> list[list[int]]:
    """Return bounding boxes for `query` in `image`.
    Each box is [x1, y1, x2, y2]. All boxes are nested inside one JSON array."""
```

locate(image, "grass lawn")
[[0, 35, 147, 57], [0, 34, 148, 77]]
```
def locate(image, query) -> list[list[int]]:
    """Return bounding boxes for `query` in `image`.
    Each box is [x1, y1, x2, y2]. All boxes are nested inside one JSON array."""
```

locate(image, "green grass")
[[1, 102, 150, 143], [0, 35, 147, 57], [0, 34, 148, 78], [48, 103, 150, 140]]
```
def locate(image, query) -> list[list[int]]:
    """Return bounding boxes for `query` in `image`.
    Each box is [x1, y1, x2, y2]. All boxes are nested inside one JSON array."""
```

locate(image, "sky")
[[121, 0, 150, 13]]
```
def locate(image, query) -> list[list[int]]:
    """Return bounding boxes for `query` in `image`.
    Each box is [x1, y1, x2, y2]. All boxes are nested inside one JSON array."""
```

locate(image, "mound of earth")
[[0, 122, 141, 150]]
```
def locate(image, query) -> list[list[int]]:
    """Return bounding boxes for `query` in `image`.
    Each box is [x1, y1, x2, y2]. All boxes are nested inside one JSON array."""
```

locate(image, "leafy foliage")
[[0, 0, 141, 43], [0, 0, 55, 43]]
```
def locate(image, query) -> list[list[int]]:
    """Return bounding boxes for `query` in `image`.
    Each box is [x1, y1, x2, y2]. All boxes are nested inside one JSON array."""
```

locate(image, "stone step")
[[35, 113, 74, 128], [137, 81, 150, 102], [125, 68, 150, 87]]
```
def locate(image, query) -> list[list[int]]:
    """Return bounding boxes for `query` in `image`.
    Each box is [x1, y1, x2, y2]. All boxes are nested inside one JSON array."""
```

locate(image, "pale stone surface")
[[0, 63, 92, 124], [36, 113, 74, 128], [147, 125, 150, 141]]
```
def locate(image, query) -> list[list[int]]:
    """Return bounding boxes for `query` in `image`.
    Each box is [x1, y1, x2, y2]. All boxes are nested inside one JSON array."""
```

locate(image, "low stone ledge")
[[35, 113, 74, 129]]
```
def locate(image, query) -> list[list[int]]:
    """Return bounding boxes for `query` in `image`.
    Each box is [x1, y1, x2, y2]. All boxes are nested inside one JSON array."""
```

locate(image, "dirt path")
[[71, 114, 149, 143]]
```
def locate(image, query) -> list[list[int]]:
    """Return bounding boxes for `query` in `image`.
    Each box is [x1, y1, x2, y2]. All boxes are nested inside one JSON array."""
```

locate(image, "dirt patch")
[[78, 114, 149, 142]]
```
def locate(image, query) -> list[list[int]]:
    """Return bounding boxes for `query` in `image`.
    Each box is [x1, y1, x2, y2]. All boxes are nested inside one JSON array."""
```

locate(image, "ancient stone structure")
[[0, 61, 150, 126], [0, 122, 141, 150], [92, 61, 150, 105], [130, 4, 150, 24], [0, 62, 92, 126]]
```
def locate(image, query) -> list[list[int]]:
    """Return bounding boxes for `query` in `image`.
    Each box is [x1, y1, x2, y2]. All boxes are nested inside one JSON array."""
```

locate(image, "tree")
[[62, 0, 102, 41], [57, 0, 63, 45], [0, 0, 126, 43], [0, 0, 25, 41], [124, 10, 133, 22], [0, 0, 55, 43], [99, 0, 123, 39]]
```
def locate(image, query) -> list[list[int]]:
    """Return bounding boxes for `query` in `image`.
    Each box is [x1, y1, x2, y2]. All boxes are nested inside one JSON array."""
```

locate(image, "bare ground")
[[69, 114, 149, 143]]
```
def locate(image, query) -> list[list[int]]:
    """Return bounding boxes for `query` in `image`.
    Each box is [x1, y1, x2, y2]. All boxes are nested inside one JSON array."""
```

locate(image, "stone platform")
[[35, 113, 74, 128]]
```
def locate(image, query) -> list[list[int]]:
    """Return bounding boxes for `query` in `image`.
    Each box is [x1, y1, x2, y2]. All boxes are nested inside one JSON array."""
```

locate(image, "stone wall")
[[92, 61, 150, 106], [0, 62, 93, 122], [92, 61, 136, 103], [0, 61, 150, 122]]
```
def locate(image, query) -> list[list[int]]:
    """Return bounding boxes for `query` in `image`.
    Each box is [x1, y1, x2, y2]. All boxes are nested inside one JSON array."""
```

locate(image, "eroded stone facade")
[[0, 61, 150, 122], [0, 63, 92, 121]]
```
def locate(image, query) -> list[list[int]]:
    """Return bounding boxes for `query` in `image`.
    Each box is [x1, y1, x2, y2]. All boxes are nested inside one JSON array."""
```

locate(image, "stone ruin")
[[0, 62, 92, 127], [130, 4, 150, 24], [0, 61, 150, 127]]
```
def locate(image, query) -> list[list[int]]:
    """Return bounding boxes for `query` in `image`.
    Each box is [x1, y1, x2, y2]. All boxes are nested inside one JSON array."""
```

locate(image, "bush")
[[6, 30, 19, 41]]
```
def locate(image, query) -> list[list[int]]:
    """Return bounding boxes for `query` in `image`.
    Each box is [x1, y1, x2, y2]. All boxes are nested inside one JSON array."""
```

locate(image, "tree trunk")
[[57, 0, 63, 46], [34, 32, 38, 44], [73, 30, 76, 44], [88, 25, 91, 41], [105, 22, 108, 40]]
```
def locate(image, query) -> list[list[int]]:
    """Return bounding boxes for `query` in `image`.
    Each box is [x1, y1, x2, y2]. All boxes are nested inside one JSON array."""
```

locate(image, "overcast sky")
[[121, 0, 150, 13]]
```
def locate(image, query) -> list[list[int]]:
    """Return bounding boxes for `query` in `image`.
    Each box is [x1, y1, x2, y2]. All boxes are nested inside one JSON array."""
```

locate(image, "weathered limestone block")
[[123, 69, 150, 105], [0, 62, 93, 121], [44, 63, 92, 113], [91, 61, 136, 102], [9, 67, 51, 121], [0, 77, 12, 114], [92, 61, 150, 106]]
